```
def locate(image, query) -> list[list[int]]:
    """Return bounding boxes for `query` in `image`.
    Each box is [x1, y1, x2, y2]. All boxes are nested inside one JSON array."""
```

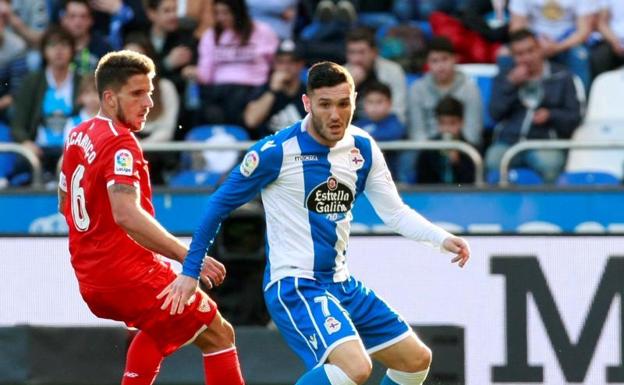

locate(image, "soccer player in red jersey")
[[58, 50, 245, 385]]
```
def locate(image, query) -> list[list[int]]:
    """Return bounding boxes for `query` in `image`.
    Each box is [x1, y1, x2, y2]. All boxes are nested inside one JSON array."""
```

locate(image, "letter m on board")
[[491, 257, 624, 383]]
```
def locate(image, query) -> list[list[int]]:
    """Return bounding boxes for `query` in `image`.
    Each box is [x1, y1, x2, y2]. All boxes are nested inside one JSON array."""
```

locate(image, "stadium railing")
[[498, 139, 624, 186], [0, 143, 42, 187], [141, 140, 486, 186]]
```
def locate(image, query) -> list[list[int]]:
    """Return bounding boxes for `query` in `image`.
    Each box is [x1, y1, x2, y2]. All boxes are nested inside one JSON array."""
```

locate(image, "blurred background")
[[1, 0, 624, 384]]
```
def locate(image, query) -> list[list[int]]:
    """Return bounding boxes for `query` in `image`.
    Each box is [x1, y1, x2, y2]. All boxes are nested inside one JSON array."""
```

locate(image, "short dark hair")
[[363, 81, 392, 100], [346, 27, 376, 48], [435, 95, 464, 119], [306, 61, 354, 94], [427, 36, 455, 56], [40, 26, 76, 58], [509, 28, 537, 45], [95, 50, 155, 98], [63, 0, 92, 12]]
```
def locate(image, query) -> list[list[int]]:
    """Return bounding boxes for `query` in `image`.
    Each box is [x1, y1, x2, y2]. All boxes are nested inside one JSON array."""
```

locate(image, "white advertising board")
[[0, 236, 622, 384]]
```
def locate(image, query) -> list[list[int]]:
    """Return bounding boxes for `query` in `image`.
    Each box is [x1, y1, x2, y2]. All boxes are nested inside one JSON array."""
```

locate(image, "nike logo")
[[261, 140, 276, 152]]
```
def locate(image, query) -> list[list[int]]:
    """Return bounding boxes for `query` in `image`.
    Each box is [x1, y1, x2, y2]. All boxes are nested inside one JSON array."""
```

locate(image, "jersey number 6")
[[71, 164, 91, 232]]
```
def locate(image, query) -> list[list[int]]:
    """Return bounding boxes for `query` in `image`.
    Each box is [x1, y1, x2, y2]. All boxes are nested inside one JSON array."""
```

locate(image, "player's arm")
[[108, 183, 188, 262], [159, 141, 282, 314], [58, 172, 67, 214], [57, 189, 67, 214], [363, 140, 470, 266]]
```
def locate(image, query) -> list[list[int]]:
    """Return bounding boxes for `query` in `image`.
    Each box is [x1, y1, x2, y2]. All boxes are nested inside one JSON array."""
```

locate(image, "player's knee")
[[194, 315, 236, 353], [340, 356, 372, 384], [409, 344, 432, 372]]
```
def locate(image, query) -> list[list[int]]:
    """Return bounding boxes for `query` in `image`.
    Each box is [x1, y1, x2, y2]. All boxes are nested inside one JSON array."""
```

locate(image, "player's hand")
[[200, 256, 226, 289], [157, 275, 198, 315], [442, 236, 470, 268]]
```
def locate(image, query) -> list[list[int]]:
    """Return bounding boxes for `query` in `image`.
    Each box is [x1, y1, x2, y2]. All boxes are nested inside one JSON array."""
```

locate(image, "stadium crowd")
[[0, 0, 623, 187]]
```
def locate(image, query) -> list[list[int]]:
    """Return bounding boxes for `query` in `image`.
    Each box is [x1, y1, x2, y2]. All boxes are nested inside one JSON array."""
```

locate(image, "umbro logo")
[[308, 334, 318, 350]]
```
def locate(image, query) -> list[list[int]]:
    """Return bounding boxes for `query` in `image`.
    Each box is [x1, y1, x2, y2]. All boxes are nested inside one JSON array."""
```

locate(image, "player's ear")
[[102, 89, 116, 109], [302, 94, 311, 113]]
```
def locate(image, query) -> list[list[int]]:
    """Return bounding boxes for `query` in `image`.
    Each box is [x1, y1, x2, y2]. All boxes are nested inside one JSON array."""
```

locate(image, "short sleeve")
[[509, 0, 529, 16], [102, 137, 143, 189]]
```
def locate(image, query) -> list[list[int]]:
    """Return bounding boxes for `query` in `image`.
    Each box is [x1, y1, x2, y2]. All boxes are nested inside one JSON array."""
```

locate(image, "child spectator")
[[354, 81, 405, 177], [417, 95, 476, 184], [408, 36, 483, 147], [63, 74, 98, 136]]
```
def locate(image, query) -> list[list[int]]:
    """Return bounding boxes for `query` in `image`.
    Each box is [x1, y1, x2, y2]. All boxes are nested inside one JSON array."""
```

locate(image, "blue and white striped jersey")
[[182, 116, 451, 288]]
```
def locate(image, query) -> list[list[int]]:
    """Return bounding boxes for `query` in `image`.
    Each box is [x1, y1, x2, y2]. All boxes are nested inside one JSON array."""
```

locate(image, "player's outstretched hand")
[[200, 256, 226, 289], [157, 275, 198, 315], [442, 236, 470, 268]]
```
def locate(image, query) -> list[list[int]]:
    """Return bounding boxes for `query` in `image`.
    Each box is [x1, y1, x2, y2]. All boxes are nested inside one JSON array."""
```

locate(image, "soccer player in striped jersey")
[[160, 61, 470, 385]]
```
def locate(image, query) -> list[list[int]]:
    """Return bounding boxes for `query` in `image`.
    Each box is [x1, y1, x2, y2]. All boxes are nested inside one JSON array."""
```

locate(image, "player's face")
[[113, 74, 154, 132], [302, 82, 355, 147]]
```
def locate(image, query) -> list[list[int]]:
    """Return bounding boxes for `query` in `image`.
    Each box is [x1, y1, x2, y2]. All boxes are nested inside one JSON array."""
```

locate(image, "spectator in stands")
[[355, 0, 399, 29], [11, 26, 80, 182], [60, 0, 113, 76], [247, 0, 298, 40], [414, 0, 469, 20], [63, 74, 98, 135], [243, 39, 306, 139], [1, 0, 50, 70], [418, 95, 476, 184], [184, 0, 278, 127], [509, 0, 597, 92], [408, 37, 483, 147], [87, 0, 149, 50], [354, 81, 405, 177], [145, 0, 196, 90], [460, 0, 510, 44], [345, 27, 406, 123], [591, 0, 624, 79], [298, 0, 356, 64], [486, 29, 582, 183], [124, 33, 180, 184], [0, 3, 28, 124], [355, 81, 405, 141]]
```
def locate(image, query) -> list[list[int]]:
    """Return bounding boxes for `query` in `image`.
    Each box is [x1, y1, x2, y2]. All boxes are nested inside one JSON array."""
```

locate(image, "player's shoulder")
[[251, 120, 301, 154], [238, 121, 301, 177], [347, 124, 375, 143]]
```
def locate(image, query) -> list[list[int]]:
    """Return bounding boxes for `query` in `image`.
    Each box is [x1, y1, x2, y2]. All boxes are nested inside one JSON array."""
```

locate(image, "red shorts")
[[79, 265, 217, 356]]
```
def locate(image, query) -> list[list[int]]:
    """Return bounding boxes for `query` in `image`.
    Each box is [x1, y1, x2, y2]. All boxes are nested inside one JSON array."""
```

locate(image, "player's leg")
[[193, 311, 244, 385], [121, 331, 164, 385], [296, 339, 372, 385], [333, 277, 429, 385], [264, 277, 373, 385], [372, 333, 432, 385]]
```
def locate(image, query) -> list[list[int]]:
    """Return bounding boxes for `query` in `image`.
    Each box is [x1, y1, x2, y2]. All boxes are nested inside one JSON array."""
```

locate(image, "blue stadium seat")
[[457, 64, 498, 131], [0, 122, 16, 179], [556, 171, 620, 186], [487, 168, 544, 185], [170, 125, 249, 187]]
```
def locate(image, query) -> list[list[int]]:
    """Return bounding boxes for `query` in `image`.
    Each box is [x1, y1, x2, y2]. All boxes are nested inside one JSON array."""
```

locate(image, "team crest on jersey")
[[324, 316, 342, 334], [240, 151, 259, 177], [114, 149, 133, 176], [349, 148, 364, 170], [306, 176, 354, 214]]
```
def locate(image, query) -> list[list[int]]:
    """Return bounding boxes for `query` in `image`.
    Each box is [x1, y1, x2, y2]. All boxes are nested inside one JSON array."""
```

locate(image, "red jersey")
[[61, 116, 163, 290]]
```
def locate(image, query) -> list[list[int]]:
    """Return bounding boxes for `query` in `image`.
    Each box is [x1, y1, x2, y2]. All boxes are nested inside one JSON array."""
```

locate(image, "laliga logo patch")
[[349, 148, 364, 170], [114, 149, 133, 176], [324, 316, 342, 334], [240, 150, 259, 177]]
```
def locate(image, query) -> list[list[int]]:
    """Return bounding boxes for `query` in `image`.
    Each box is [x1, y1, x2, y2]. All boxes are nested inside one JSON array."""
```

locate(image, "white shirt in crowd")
[[510, 0, 599, 40]]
